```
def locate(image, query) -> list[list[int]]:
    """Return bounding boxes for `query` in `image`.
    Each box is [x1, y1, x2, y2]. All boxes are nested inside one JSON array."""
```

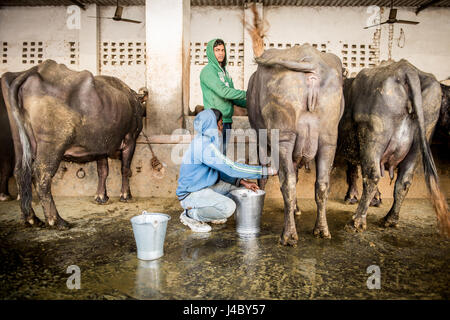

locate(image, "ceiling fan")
[[364, 0, 419, 29], [89, 0, 142, 24]]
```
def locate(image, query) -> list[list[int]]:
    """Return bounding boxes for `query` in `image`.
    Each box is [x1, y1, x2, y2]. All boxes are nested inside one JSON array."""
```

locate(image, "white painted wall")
[[390, 7, 450, 81], [188, 5, 450, 109], [0, 6, 79, 73], [264, 6, 384, 77], [0, 5, 147, 91], [99, 5, 146, 91], [145, 0, 190, 135], [2, 5, 449, 100]]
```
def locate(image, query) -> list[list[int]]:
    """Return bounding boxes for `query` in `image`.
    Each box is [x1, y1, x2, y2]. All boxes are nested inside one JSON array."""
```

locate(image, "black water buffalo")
[[339, 80, 450, 208], [338, 59, 449, 236], [435, 82, 450, 145], [1, 60, 146, 229], [338, 77, 383, 207], [246, 9, 344, 245], [0, 84, 14, 201]]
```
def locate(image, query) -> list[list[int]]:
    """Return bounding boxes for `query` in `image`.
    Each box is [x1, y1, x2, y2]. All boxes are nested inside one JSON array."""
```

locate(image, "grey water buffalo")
[[434, 82, 450, 145], [1, 60, 147, 229], [339, 80, 450, 208], [0, 86, 14, 201], [338, 59, 449, 236], [246, 7, 344, 245], [337, 77, 383, 207]]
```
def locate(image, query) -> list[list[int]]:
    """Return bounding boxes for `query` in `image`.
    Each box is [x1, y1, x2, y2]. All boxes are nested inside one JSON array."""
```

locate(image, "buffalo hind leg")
[[120, 134, 136, 202], [257, 164, 268, 190], [344, 162, 359, 205], [0, 159, 12, 201], [344, 162, 382, 207], [313, 144, 335, 239], [14, 165, 43, 227], [370, 188, 382, 207], [257, 134, 269, 191], [33, 145, 70, 229], [94, 158, 109, 204], [294, 166, 301, 216], [381, 144, 419, 228], [278, 137, 298, 246], [346, 164, 380, 232]]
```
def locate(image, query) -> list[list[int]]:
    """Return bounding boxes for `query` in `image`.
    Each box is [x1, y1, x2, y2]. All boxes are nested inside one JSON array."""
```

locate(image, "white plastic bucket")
[[130, 211, 171, 260]]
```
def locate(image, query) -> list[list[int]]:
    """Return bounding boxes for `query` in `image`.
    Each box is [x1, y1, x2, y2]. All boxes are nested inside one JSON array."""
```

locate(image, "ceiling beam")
[[69, 0, 86, 10], [416, 0, 445, 15]]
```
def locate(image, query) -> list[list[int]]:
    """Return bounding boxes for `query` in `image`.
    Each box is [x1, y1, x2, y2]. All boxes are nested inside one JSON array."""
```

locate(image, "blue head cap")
[[193, 109, 221, 147]]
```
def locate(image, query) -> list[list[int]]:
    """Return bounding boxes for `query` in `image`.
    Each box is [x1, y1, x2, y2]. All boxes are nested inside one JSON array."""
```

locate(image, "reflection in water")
[[238, 234, 260, 273], [297, 258, 317, 298], [181, 232, 211, 262], [134, 259, 163, 299], [187, 232, 212, 241]]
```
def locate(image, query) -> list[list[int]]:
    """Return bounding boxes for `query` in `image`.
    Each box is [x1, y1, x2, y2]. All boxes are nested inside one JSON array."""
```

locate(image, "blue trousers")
[[179, 180, 239, 222], [222, 122, 232, 156]]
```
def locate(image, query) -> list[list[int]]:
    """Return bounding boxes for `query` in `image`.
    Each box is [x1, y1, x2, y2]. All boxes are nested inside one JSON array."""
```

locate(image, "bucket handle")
[[142, 211, 160, 228]]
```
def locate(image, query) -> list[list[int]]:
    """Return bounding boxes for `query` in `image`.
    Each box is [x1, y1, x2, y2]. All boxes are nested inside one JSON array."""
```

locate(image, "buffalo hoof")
[[370, 197, 382, 207], [120, 193, 132, 202], [94, 194, 109, 205], [24, 216, 45, 228], [380, 215, 399, 228], [313, 227, 331, 239], [279, 231, 298, 247], [0, 193, 11, 201], [344, 195, 358, 205], [46, 218, 71, 230], [345, 216, 367, 233]]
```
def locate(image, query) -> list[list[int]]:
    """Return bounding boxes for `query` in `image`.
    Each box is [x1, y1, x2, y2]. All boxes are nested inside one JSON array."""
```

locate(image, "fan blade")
[[396, 20, 419, 25], [364, 21, 388, 29], [118, 18, 142, 24], [88, 16, 114, 19]]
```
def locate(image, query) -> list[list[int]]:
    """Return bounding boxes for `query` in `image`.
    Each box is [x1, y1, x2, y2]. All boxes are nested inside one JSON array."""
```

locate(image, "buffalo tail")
[[406, 71, 450, 237], [1, 68, 37, 217]]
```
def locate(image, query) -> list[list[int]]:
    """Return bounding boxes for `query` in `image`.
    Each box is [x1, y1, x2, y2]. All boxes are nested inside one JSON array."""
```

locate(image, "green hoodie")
[[200, 39, 246, 124]]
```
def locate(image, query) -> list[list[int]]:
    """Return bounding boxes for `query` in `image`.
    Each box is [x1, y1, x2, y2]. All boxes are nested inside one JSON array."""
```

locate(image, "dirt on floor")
[[0, 196, 449, 300]]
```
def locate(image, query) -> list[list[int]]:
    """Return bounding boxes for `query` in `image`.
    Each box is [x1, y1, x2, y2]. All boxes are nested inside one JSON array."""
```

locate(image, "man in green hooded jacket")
[[200, 38, 246, 154]]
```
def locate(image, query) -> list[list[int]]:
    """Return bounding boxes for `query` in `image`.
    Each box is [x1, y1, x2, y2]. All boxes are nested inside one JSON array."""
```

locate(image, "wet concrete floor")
[[0, 196, 448, 299]]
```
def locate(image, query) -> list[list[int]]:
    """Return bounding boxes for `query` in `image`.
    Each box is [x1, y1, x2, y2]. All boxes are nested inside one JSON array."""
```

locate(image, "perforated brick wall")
[[101, 41, 146, 67], [21, 41, 44, 65], [0, 42, 7, 64]]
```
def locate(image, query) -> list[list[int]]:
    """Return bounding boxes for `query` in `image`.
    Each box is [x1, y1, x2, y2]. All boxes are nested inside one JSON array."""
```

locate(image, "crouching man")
[[176, 109, 277, 232]]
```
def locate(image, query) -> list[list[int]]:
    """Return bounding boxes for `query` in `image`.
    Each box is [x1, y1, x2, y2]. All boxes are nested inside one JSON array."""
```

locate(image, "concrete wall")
[[0, 5, 147, 91], [98, 5, 147, 91], [188, 5, 450, 111], [8, 138, 449, 200], [0, 6, 79, 72], [390, 7, 450, 80], [1, 4, 449, 201], [2, 5, 449, 107], [264, 6, 383, 77]]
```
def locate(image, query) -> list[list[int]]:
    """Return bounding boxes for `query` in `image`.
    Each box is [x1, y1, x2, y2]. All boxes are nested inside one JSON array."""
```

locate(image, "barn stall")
[[0, 0, 449, 301]]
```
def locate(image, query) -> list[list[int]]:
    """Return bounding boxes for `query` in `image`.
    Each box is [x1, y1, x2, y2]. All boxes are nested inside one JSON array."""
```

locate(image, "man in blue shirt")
[[176, 109, 277, 232]]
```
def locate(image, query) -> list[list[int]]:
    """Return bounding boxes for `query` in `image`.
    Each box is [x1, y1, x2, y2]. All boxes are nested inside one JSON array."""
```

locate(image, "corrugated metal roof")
[[0, 1, 144, 5], [1, 0, 449, 6]]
